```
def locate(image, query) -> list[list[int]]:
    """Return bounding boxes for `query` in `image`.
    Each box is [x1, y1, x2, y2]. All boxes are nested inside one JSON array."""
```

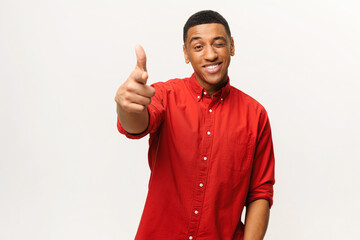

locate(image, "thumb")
[[135, 44, 147, 72]]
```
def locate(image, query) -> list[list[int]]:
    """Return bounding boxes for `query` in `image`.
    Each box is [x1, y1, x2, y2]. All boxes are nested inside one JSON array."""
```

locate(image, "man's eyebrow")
[[189, 37, 202, 44], [188, 36, 228, 45], [214, 36, 227, 42]]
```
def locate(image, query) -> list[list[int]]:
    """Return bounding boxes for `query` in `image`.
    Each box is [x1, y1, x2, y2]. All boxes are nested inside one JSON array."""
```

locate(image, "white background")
[[1, 0, 359, 239]]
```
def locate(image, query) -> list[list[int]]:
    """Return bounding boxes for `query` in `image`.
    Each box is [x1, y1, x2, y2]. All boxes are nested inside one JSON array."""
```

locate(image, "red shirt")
[[117, 74, 275, 240]]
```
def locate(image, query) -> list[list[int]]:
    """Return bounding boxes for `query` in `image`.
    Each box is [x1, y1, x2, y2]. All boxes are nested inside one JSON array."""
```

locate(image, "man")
[[115, 10, 275, 240]]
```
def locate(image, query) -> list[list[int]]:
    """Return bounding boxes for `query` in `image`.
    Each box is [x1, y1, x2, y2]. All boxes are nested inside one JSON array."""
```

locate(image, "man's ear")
[[230, 37, 235, 56], [183, 44, 190, 64]]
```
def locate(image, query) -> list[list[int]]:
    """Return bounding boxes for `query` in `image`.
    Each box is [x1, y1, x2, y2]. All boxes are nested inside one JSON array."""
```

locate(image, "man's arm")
[[244, 199, 270, 240], [116, 104, 149, 134], [244, 108, 275, 239], [114, 45, 155, 134]]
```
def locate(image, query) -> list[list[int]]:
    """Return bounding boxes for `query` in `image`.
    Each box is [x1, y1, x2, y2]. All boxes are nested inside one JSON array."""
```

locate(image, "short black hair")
[[183, 10, 231, 43]]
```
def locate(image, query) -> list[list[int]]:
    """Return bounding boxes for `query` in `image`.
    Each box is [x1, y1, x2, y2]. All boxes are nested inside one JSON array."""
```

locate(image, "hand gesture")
[[115, 45, 155, 113]]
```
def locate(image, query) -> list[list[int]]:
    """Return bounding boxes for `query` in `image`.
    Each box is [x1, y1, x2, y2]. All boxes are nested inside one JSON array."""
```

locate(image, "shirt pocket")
[[223, 132, 255, 172]]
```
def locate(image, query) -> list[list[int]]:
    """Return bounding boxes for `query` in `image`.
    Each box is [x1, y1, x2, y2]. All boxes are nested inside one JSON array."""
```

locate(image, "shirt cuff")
[[116, 105, 156, 139], [246, 182, 274, 208]]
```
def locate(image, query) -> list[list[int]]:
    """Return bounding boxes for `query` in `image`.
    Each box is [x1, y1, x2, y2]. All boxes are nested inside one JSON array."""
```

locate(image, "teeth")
[[205, 64, 219, 69]]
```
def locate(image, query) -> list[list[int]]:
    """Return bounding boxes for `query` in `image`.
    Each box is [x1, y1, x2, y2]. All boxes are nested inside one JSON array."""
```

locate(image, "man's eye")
[[194, 45, 202, 50], [214, 43, 225, 47]]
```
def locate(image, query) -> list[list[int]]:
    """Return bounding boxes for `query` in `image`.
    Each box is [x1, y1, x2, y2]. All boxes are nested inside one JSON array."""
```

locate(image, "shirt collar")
[[187, 73, 231, 103]]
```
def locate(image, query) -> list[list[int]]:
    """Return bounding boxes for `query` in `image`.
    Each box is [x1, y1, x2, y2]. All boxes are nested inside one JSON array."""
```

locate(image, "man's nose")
[[203, 46, 218, 61]]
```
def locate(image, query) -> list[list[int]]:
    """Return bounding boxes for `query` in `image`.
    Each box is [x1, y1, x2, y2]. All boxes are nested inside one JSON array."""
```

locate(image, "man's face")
[[183, 23, 234, 93]]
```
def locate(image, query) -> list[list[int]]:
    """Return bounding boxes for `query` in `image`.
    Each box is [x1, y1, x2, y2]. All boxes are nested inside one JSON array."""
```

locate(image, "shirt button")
[[194, 210, 199, 214], [197, 96, 200, 99], [209, 109, 212, 113], [203, 156, 207, 161], [204, 91, 207, 95], [189, 236, 193, 240], [199, 183, 203, 187], [221, 98, 223, 101], [207, 131, 211, 135]]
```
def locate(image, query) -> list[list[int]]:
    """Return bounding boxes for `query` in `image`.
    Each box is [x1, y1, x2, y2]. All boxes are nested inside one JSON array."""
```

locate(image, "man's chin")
[[204, 75, 227, 86], [194, 72, 227, 87]]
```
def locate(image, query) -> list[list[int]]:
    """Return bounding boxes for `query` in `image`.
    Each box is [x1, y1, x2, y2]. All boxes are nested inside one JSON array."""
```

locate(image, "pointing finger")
[[132, 69, 148, 84], [127, 80, 155, 98]]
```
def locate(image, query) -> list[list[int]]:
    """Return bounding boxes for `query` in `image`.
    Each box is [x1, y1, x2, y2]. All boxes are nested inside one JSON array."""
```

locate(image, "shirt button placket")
[[187, 102, 215, 239]]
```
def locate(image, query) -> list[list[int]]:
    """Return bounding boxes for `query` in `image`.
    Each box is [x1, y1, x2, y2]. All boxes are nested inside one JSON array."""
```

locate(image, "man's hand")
[[115, 45, 155, 113], [115, 45, 155, 134]]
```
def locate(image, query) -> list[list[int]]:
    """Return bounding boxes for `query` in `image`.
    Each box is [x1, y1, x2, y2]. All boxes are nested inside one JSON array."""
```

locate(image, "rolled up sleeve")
[[246, 108, 275, 208]]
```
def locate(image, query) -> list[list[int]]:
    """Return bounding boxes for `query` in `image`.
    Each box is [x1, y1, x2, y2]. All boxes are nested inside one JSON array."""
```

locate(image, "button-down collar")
[[187, 73, 231, 104]]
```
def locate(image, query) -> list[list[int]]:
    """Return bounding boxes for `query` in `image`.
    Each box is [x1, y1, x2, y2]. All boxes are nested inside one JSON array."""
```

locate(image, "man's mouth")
[[203, 62, 222, 73]]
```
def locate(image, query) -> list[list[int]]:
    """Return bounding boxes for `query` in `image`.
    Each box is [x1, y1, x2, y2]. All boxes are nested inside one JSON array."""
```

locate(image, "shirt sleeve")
[[117, 82, 166, 139], [246, 107, 275, 208]]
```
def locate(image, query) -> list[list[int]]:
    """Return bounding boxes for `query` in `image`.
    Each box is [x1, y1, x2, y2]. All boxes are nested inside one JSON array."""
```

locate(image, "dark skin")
[[114, 23, 270, 240], [183, 23, 234, 97], [114, 44, 154, 134]]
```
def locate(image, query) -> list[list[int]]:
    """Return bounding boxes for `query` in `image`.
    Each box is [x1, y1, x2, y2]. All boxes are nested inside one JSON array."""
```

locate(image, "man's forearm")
[[244, 199, 270, 240], [117, 103, 149, 134]]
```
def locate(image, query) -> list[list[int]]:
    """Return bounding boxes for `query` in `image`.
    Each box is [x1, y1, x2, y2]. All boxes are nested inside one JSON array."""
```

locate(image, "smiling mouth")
[[203, 62, 222, 73]]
